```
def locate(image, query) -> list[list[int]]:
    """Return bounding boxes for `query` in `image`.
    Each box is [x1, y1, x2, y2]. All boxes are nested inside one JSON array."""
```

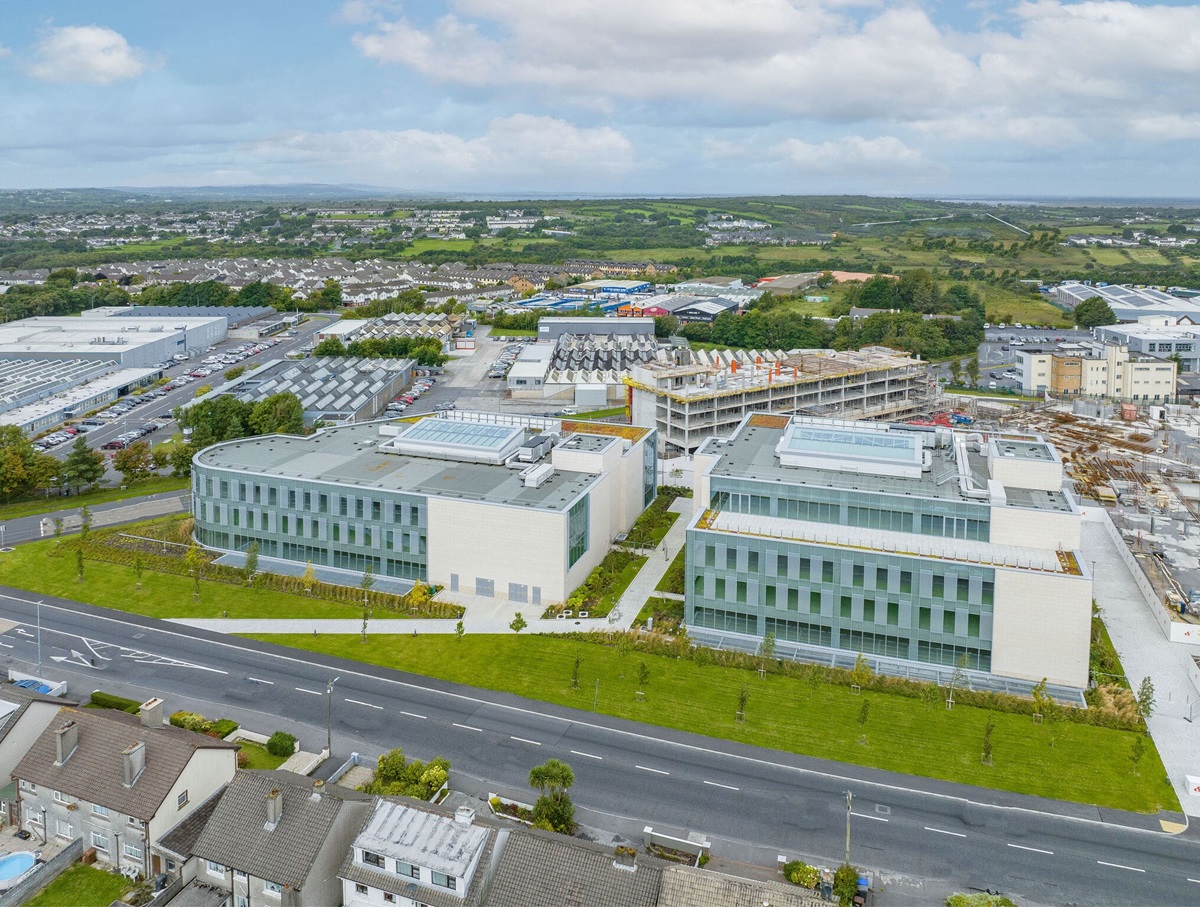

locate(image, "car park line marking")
[[703, 780, 739, 791], [570, 750, 602, 760], [454, 723, 484, 732], [1007, 843, 1052, 854], [1188, 878, 1200, 884], [296, 687, 322, 695], [851, 812, 888, 822], [510, 736, 542, 746], [345, 698, 382, 710], [400, 711, 427, 720], [924, 826, 966, 838], [636, 765, 669, 776], [1096, 861, 1144, 873], [0, 642, 11, 649]]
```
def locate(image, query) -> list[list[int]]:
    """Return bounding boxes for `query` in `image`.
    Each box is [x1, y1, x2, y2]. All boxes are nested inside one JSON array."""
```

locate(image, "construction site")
[[626, 345, 939, 454]]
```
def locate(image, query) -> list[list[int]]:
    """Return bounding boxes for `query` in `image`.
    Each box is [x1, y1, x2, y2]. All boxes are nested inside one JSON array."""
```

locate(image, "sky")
[[2, 0, 1199, 198]]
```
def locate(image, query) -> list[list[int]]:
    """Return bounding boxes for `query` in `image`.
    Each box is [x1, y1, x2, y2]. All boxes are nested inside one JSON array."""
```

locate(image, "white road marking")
[[510, 736, 542, 746], [400, 711, 427, 720], [1188, 878, 1200, 884], [1007, 843, 1053, 855], [453, 723, 483, 732], [703, 780, 739, 791], [570, 750, 602, 760], [852, 812, 889, 822], [924, 826, 966, 838], [345, 698, 382, 710], [0, 642, 12, 649], [82, 639, 110, 661], [247, 677, 274, 685], [295, 687, 322, 696], [1096, 861, 1144, 873], [636, 765, 669, 776], [16, 629, 32, 636]]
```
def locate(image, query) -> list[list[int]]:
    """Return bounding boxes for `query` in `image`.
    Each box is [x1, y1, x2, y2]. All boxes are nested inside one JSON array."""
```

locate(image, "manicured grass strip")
[[247, 633, 1179, 814], [0, 538, 368, 620], [25, 864, 131, 907], [0, 475, 188, 521], [239, 740, 288, 770], [570, 405, 630, 420]]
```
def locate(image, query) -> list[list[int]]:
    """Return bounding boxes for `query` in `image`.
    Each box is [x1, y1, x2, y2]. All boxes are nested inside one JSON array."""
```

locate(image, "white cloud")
[[771, 135, 936, 175], [0, 45, 11, 59], [28, 25, 158, 85], [247, 115, 635, 188]]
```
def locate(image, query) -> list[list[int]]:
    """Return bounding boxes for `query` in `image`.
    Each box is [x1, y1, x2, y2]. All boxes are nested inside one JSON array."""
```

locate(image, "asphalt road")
[[0, 589, 1195, 906]]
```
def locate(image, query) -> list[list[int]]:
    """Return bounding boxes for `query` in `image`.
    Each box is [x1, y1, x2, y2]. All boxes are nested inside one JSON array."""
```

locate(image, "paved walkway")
[[172, 495, 697, 638], [1081, 511, 1200, 820]]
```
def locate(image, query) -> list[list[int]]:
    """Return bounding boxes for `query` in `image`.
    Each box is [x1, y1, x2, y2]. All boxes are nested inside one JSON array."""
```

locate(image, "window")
[[55, 818, 72, 839], [396, 861, 420, 879], [932, 575, 945, 598], [123, 841, 143, 860], [362, 851, 385, 868], [568, 496, 589, 568], [714, 578, 725, 600], [900, 571, 912, 594], [943, 611, 956, 634], [383, 894, 395, 904], [840, 596, 852, 618], [809, 590, 821, 614], [53, 790, 69, 804], [206, 861, 225, 876], [968, 614, 981, 638], [177, 790, 189, 809], [887, 601, 900, 626], [264, 881, 283, 896], [735, 581, 747, 603], [355, 498, 364, 519], [235, 870, 247, 879], [92, 804, 109, 817], [372, 500, 382, 520], [237, 898, 249, 907], [822, 562, 834, 583], [339, 496, 348, 517], [91, 832, 108, 851], [852, 565, 865, 588], [19, 781, 35, 792], [432, 872, 457, 891], [355, 884, 368, 896], [765, 586, 776, 608], [747, 550, 759, 572]]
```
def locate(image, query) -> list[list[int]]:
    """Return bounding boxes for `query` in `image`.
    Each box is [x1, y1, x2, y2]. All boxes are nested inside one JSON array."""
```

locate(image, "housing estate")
[[687, 414, 1092, 689], [191, 412, 656, 604]]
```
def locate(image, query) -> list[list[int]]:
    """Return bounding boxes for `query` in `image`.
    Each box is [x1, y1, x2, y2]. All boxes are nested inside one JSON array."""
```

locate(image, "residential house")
[[184, 770, 373, 907], [13, 699, 238, 879], [0, 684, 79, 826]]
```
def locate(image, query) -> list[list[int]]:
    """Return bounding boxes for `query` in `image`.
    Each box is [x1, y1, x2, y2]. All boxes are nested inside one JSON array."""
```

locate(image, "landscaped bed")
[[247, 630, 1179, 814], [542, 549, 646, 619]]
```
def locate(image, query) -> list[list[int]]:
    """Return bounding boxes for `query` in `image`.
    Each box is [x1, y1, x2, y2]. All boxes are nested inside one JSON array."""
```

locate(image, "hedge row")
[[89, 691, 142, 714], [561, 629, 1144, 733], [169, 710, 240, 738]]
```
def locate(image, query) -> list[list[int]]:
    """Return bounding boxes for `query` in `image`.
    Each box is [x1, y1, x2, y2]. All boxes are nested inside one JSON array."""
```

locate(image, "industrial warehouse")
[[191, 412, 657, 604], [687, 414, 1092, 691]]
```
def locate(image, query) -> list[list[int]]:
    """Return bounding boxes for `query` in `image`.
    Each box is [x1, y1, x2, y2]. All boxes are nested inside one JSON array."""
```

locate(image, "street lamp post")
[[326, 676, 340, 757], [36, 601, 42, 667], [844, 790, 852, 867]]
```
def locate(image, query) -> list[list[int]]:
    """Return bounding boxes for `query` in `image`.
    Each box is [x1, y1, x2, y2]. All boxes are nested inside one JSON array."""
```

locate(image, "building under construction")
[[627, 345, 937, 454]]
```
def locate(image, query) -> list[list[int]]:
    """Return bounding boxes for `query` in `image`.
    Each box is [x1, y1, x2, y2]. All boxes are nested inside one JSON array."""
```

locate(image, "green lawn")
[[239, 740, 288, 770], [0, 538, 372, 620], [655, 549, 685, 594], [248, 633, 1178, 814], [25, 864, 132, 907], [0, 475, 188, 521], [570, 405, 630, 420]]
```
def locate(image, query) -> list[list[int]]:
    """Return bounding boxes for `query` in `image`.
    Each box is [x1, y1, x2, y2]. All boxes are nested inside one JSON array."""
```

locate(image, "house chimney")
[[310, 780, 325, 802], [265, 789, 282, 830], [454, 806, 475, 826], [122, 742, 146, 787], [139, 698, 164, 729], [54, 720, 79, 766]]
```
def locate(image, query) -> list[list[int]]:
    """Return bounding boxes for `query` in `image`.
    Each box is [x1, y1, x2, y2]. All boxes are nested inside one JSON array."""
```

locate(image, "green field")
[[0, 538, 371, 620], [249, 633, 1178, 813], [26, 865, 131, 907]]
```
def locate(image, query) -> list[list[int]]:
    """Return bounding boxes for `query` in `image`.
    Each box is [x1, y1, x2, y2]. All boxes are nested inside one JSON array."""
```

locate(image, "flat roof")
[[992, 439, 1054, 461], [196, 421, 601, 511]]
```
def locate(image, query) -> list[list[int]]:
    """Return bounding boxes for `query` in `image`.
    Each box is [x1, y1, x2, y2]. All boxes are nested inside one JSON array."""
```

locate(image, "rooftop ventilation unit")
[[522, 463, 556, 488]]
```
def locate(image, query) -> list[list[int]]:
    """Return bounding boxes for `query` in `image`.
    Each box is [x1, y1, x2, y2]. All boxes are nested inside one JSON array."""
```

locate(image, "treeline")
[[311, 335, 448, 366], [0, 236, 319, 271], [174, 391, 305, 454]]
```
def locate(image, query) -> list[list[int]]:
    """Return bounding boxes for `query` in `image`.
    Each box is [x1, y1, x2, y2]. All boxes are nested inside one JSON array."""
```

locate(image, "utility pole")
[[36, 601, 42, 668], [326, 676, 340, 757], [844, 790, 852, 867], [593, 678, 599, 711]]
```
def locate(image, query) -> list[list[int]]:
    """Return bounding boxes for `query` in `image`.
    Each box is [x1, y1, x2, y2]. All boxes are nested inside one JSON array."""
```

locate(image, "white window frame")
[[123, 841, 143, 860], [54, 818, 73, 840], [263, 881, 283, 897], [206, 861, 225, 877], [177, 790, 189, 809], [92, 804, 109, 817], [354, 883, 368, 896], [91, 832, 109, 851], [52, 790, 69, 804]]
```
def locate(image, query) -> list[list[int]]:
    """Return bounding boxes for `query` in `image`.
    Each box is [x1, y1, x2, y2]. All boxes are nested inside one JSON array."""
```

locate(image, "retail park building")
[[192, 412, 655, 606], [687, 414, 1092, 690]]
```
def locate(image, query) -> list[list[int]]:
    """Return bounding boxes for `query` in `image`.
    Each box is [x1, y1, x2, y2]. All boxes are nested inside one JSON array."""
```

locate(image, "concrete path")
[[608, 494, 694, 630], [1, 489, 188, 545], [1081, 511, 1200, 820]]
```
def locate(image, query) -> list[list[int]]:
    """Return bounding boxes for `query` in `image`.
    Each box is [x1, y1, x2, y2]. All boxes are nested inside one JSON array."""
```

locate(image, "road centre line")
[[4, 591, 1186, 842], [247, 676, 274, 685], [852, 812, 888, 822], [1188, 878, 1200, 884], [703, 780, 739, 791], [510, 736, 542, 746], [636, 765, 669, 776], [1007, 843, 1053, 854], [1096, 860, 1144, 873], [401, 711, 427, 720], [570, 750, 602, 760], [454, 723, 484, 732], [924, 826, 966, 838], [295, 687, 322, 695], [345, 698, 383, 710]]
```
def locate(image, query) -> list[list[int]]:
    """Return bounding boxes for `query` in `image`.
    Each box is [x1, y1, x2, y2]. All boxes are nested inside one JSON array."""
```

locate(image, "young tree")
[[850, 653, 873, 689], [757, 632, 776, 664], [1136, 676, 1156, 722], [79, 505, 92, 539], [360, 565, 375, 603], [302, 560, 317, 595], [982, 712, 996, 765], [455, 619, 465, 640], [510, 612, 527, 633], [571, 654, 581, 689], [637, 660, 650, 688], [185, 542, 204, 599], [75, 545, 84, 582], [169, 441, 197, 478], [964, 358, 981, 386], [1130, 735, 1146, 774], [361, 608, 369, 643], [529, 758, 576, 834], [61, 436, 105, 493], [857, 699, 870, 727], [737, 683, 749, 721], [244, 541, 259, 582]]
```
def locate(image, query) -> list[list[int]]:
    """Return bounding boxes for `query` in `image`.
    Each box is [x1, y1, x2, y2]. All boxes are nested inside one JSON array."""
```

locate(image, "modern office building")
[[686, 414, 1092, 689], [1095, 317, 1200, 372], [1016, 341, 1177, 402], [191, 412, 656, 604], [628, 345, 937, 454]]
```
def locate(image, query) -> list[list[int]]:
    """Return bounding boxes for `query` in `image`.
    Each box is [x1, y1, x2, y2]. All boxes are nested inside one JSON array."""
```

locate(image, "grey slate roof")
[[13, 707, 237, 821], [657, 865, 827, 907], [191, 770, 372, 890], [485, 828, 666, 907], [157, 788, 226, 859]]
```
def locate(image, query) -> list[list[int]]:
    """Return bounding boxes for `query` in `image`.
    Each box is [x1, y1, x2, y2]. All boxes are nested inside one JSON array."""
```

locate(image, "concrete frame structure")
[[1016, 341, 1177, 402], [191, 412, 656, 605], [628, 346, 936, 454], [686, 414, 1092, 689]]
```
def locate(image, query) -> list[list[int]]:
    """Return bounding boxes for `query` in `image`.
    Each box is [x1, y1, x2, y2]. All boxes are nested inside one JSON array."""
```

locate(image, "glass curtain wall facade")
[[193, 469, 429, 581]]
